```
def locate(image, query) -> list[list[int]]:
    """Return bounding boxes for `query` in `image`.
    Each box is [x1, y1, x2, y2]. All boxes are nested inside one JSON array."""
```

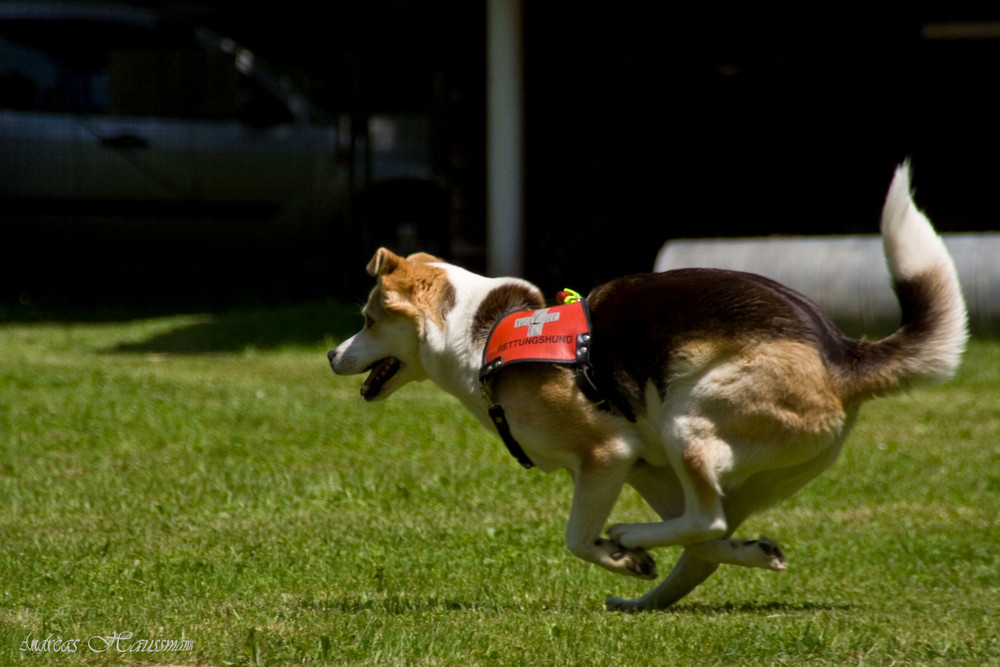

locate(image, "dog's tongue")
[[360, 357, 399, 399]]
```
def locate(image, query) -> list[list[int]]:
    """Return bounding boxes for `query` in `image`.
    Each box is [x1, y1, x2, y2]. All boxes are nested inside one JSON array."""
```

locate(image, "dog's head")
[[328, 248, 456, 401]]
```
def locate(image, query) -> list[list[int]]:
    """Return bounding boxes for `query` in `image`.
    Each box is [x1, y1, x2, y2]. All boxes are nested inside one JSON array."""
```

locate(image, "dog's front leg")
[[565, 462, 657, 580]]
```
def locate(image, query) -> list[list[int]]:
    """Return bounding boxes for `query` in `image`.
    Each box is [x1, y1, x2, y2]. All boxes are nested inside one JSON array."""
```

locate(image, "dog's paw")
[[751, 536, 788, 571], [605, 596, 641, 613], [602, 539, 657, 580], [606, 522, 631, 546], [572, 538, 658, 580]]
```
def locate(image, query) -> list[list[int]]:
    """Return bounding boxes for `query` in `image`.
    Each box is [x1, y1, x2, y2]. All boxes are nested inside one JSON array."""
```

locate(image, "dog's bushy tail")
[[839, 162, 968, 400]]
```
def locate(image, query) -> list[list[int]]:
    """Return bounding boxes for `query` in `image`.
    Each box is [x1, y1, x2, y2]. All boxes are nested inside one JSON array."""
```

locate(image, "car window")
[[0, 18, 293, 125], [0, 24, 101, 112]]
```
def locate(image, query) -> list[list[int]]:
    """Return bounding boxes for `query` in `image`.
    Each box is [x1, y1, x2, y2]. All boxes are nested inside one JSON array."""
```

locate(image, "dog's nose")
[[327, 349, 337, 366]]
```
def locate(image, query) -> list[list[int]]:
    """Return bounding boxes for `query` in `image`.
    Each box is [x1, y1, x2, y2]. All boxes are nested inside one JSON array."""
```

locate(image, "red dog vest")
[[480, 300, 593, 382]]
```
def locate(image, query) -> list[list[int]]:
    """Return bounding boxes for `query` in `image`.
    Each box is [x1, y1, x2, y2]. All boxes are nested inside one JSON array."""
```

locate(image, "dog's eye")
[[365, 314, 375, 328]]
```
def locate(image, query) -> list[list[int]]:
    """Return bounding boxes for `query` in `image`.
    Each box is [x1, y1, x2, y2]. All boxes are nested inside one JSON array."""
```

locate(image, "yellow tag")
[[559, 288, 583, 304]]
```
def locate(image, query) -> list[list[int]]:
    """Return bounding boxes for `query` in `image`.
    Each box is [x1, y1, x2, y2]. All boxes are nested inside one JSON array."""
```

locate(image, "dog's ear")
[[366, 248, 403, 277], [406, 252, 442, 265]]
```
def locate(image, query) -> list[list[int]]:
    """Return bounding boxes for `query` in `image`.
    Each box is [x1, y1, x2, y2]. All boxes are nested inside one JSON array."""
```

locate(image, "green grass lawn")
[[1, 301, 998, 665]]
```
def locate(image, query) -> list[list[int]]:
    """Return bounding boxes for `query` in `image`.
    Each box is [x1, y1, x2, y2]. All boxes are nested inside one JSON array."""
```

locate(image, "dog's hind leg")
[[622, 464, 788, 571], [685, 537, 788, 570], [609, 423, 729, 550], [606, 551, 719, 612], [604, 538, 785, 612]]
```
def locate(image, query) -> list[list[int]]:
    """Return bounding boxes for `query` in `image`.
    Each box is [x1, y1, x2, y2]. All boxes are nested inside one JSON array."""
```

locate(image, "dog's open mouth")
[[360, 357, 401, 400]]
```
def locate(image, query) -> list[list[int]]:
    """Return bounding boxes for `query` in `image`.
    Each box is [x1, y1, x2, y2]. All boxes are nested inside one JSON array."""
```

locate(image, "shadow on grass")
[[312, 595, 531, 615], [312, 594, 855, 616], [106, 300, 361, 355], [674, 600, 856, 615]]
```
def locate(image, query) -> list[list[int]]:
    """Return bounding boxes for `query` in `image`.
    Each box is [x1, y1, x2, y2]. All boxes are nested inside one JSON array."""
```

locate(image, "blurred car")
[[0, 1, 440, 289]]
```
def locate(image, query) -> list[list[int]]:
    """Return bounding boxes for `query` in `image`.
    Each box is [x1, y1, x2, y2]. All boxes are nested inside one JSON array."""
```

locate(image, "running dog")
[[327, 163, 967, 611]]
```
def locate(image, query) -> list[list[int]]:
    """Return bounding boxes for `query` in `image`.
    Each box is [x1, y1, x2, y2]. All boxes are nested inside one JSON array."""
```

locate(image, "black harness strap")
[[485, 401, 535, 470]]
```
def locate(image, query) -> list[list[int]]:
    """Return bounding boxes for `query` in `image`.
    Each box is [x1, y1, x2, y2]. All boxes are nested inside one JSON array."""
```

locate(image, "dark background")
[[9, 1, 1000, 308]]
